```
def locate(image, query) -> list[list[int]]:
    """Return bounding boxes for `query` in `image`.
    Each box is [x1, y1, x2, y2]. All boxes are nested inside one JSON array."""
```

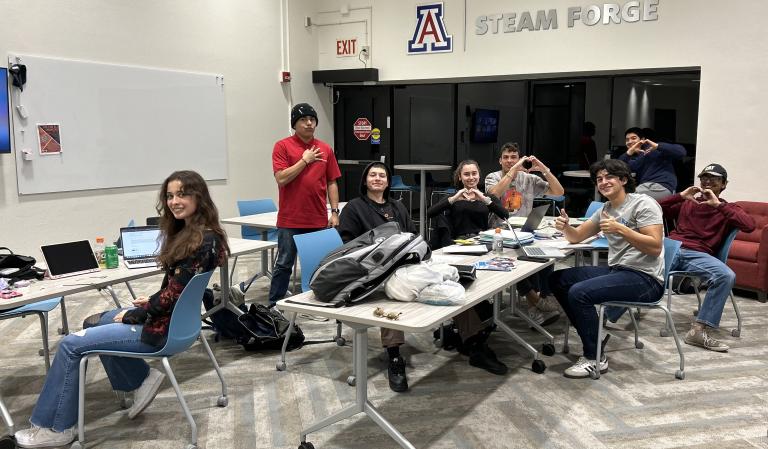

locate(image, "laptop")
[[120, 226, 162, 268], [504, 214, 567, 259], [517, 204, 551, 233], [40, 240, 101, 279]]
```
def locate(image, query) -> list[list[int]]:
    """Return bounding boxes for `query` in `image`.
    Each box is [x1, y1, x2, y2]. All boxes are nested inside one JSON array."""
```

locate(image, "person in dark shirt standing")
[[619, 127, 685, 200], [660, 163, 755, 351], [337, 162, 415, 392]]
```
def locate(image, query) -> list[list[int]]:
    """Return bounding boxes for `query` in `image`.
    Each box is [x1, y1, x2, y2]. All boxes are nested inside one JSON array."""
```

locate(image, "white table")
[[562, 169, 600, 201], [276, 247, 556, 449], [393, 164, 452, 237]]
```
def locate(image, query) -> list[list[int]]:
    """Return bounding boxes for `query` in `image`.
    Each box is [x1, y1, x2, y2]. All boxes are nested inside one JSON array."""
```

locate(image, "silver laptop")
[[121, 226, 162, 268], [505, 212, 567, 259], [40, 240, 101, 279], [518, 204, 550, 233]]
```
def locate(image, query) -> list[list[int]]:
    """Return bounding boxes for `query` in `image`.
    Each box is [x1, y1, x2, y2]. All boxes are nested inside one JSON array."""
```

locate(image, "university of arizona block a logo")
[[407, 3, 452, 54]]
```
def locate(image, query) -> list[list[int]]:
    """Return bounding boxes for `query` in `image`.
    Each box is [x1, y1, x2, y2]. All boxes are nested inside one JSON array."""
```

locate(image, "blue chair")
[[277, 229, 347, 375], [233, 199, 278, 282], [72, 271, 227, 449], [0, 298, 63, 371], [662, 228, 742, 337], [592, 238, 685, 380], [583, 200, 603, 219], [581, 201, 606, 266], [535, 194, 566, 216]]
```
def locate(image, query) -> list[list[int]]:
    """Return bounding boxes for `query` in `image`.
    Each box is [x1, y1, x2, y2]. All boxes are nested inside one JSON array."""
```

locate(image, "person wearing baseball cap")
[[659, 162, 755, 351]]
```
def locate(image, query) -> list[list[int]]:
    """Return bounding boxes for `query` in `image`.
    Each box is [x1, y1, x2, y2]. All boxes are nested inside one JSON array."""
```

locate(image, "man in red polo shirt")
[[269, 103, 341, 304]]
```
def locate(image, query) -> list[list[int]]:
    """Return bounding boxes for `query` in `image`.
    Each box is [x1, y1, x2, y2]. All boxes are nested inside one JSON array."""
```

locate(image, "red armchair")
[[727, 201, 768, 301]]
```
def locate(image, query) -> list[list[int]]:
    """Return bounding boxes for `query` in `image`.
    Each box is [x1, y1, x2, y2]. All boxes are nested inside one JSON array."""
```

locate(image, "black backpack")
[[202, 289, 304, 351], [0, 247, 45, 283]]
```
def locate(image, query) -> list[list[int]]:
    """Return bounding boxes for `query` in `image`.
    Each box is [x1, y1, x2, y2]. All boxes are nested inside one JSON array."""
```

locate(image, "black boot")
[[466, 329, 508, 375], [388, 356, 409, 392]]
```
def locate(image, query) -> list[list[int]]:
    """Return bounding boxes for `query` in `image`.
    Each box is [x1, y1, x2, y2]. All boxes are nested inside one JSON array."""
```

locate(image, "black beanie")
[[291, 103, 318, 129]]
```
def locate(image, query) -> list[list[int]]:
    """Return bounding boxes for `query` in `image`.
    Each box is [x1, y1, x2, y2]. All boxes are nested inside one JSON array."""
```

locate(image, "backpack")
[[202, 288, 304, 351], [308, 222, 431, 307], [0, 247, 45, 283]]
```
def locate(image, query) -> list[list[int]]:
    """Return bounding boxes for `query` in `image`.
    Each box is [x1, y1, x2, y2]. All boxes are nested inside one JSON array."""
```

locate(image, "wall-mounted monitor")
[[470, 108, 499, 143], [0, 67, 10, 153]]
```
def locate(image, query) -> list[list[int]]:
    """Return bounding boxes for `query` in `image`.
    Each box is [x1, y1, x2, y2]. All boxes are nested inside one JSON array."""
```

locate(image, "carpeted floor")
[[1, 253, 767, 449]]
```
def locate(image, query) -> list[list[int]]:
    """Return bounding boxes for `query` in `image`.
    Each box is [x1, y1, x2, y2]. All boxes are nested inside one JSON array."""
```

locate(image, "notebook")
[[120, 226, 162, 268], [40, 240, 100, 279]]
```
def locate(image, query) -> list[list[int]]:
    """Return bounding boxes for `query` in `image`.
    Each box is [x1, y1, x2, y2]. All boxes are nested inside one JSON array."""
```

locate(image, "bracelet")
[[301, 159, 309, 166], [483, 197, 492, 205]]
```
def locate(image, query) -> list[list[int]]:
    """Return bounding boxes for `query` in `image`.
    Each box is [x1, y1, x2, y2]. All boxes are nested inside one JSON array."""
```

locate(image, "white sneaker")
[[564, 356, 608, 379], [536, 295, 561, 313], [128, 367, 165, 419], [228, 282, 246, 306], [527, 307, 560, 326], [15, 425, 75, 448]]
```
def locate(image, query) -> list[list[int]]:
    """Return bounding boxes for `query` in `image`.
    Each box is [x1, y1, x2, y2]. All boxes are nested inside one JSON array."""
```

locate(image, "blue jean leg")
[[30, 308, 157, 431], [268, 227, 321, 305], [672, 248, 735, 328], [550, 266, 664, 359]]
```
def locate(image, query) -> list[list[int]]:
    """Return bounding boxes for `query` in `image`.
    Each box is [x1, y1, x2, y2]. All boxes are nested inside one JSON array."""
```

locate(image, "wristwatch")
[[330, 208, 340, 214]]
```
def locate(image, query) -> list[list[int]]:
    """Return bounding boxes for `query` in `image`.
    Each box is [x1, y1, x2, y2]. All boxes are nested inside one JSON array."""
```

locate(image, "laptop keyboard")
[[126, 257, 157, 265], [526, 247, 546, 256]]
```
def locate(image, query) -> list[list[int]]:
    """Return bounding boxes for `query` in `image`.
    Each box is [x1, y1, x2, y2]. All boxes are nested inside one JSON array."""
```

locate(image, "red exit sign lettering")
[[336, 38, 357, 57]]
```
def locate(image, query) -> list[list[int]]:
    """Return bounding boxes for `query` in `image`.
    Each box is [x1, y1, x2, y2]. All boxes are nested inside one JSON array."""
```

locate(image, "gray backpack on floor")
[[309, 222, 431, 307]]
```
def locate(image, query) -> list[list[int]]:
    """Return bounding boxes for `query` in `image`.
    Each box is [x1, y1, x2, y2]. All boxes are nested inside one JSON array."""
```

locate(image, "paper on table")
[[430, 254, 468, 264], [441, 244, 489, 255]]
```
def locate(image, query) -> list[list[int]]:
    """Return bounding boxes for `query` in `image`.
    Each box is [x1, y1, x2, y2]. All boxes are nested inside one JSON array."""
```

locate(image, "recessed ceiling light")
[[651, 83, 663, 86], [640, 80, 651, 83]]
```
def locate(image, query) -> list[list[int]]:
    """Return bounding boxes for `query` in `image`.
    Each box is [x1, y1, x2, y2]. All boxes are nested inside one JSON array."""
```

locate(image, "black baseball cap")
[[698, 163, 727, 181]]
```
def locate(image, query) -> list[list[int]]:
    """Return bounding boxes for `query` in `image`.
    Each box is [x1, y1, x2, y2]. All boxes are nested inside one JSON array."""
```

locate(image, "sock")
[[387, 346, 401, 360]]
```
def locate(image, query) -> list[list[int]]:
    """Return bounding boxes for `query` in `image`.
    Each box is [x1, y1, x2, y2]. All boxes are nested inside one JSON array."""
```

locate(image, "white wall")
[[297, 0, 767, 202], [0, 0, 320, 257]]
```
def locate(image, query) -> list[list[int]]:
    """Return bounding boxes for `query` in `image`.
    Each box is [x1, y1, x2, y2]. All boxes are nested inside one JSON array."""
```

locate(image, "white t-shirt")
[[485, 170, 548, 227], [589, 193, 665, 283]]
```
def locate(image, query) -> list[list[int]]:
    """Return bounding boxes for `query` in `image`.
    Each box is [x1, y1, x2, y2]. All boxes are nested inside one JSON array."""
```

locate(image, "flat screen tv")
[[0, 67, 10, 154], [470, 108, 499, 143]]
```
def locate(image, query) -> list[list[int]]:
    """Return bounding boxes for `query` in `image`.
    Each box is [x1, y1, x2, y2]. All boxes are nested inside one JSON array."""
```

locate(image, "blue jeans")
[[670, 248, 735, 328], [549, 266, 664, 359], [30, 308, 156, 431], [268, 227, 323, 305]]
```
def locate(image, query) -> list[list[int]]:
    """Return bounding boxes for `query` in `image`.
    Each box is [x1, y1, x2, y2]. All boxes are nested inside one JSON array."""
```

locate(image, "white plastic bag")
[[384, 263, 464, 305]]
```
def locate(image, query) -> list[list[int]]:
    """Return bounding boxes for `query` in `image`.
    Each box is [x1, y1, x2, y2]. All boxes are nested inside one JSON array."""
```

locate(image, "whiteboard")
[[9, 54, 227, 194]]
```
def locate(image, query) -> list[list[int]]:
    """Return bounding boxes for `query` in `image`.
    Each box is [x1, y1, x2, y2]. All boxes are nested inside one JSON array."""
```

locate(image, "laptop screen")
[[121, 227, 162, 259], [40, 240, 100, 277]]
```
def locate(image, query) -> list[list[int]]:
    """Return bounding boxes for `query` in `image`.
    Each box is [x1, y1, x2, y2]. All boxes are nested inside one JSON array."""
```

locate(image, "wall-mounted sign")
[[353, 117, 372, 140], [370, 127, 381, 145], [336, 38, 358, 57], [475, 0, 659, 36], [408, 3, 453, 54]]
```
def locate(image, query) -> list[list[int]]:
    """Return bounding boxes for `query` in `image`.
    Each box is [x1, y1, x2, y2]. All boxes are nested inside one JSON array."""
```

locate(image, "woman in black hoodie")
[[337, 162, 414, 393]]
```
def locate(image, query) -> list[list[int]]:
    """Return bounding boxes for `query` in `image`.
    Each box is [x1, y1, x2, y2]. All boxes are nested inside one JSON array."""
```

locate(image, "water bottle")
[[493, 228, 504, 255], [94, 237, 106, 269]]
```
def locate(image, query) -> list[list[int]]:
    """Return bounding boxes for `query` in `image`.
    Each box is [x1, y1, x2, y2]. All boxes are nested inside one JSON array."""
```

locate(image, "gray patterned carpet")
[[1, 253, 767, 449]]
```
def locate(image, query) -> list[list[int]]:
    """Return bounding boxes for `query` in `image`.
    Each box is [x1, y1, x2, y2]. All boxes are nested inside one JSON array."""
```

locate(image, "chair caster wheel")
[[541, 343, 555, 357], [217, 396, 228, 407], [692, 310, 698, 316], [335, 337, 346, 346], [121, 398, 133, 409], [731, 329, 740, 337], [58, 327, 66, 335], [186, 444, 198, 449], [70, 441, 83, 449], [562, 344, 570, 354], [532, 359, 546, 374], [659, 329, 670, 337], [299, 442, 315, 449], [346, 376, 356, 386], [276, 362, 286, 371], [635, 341, 644, 349], [0, 435, 16, 449], [675, 370, 685, 380], [589, 370, 600, 380], [214, 333, 221, 343], [39, 348, 45, 356]]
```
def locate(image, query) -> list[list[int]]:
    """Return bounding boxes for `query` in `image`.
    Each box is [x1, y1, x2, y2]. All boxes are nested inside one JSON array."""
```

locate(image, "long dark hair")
[[453, 159, 480, 188], [156, 170, 229, 268]]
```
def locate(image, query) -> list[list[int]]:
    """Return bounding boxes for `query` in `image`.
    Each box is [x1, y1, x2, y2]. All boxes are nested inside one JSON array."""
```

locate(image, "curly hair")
[[589, 159, 636, 193]]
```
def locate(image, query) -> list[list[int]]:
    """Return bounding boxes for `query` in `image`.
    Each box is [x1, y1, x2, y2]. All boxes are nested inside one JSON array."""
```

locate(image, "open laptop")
[[40, 240, 101, 279], [517, 204, 551, 233], [505, 210, 567, 259], [121, 226, 162, 268]]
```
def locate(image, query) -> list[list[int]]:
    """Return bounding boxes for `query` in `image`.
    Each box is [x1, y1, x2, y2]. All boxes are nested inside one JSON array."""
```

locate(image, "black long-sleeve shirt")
[[427, 195, 508, 238]]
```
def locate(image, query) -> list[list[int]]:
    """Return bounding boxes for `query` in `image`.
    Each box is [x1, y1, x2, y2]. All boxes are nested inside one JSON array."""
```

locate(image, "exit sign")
[[336, 38, 357, 57]]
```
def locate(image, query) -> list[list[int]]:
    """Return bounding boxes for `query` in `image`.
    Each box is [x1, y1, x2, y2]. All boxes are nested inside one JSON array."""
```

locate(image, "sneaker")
[[387, 357, 409, 392], [469, 344, 508, 375], [684, 328, 729, 352], [128, 368, 165, 419], [527, 307, 560, 327], [228, 282, 246, 306], [536, 295, 561, 313], [563, 356, 608, 379], [15, 425, 75, 448]]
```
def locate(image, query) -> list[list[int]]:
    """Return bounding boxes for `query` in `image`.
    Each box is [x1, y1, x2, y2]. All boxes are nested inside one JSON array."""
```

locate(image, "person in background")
[[14, 170, 229, 448], [580, 121, 598, 169], [337, 162, 415, 392], [485, 142, 565, 326], [428, 160, 509, 375], [550, 159, 665, 379], [269, 103, 341, 305], [619, 127, 685, 201], [660, 163, 755, 351]]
